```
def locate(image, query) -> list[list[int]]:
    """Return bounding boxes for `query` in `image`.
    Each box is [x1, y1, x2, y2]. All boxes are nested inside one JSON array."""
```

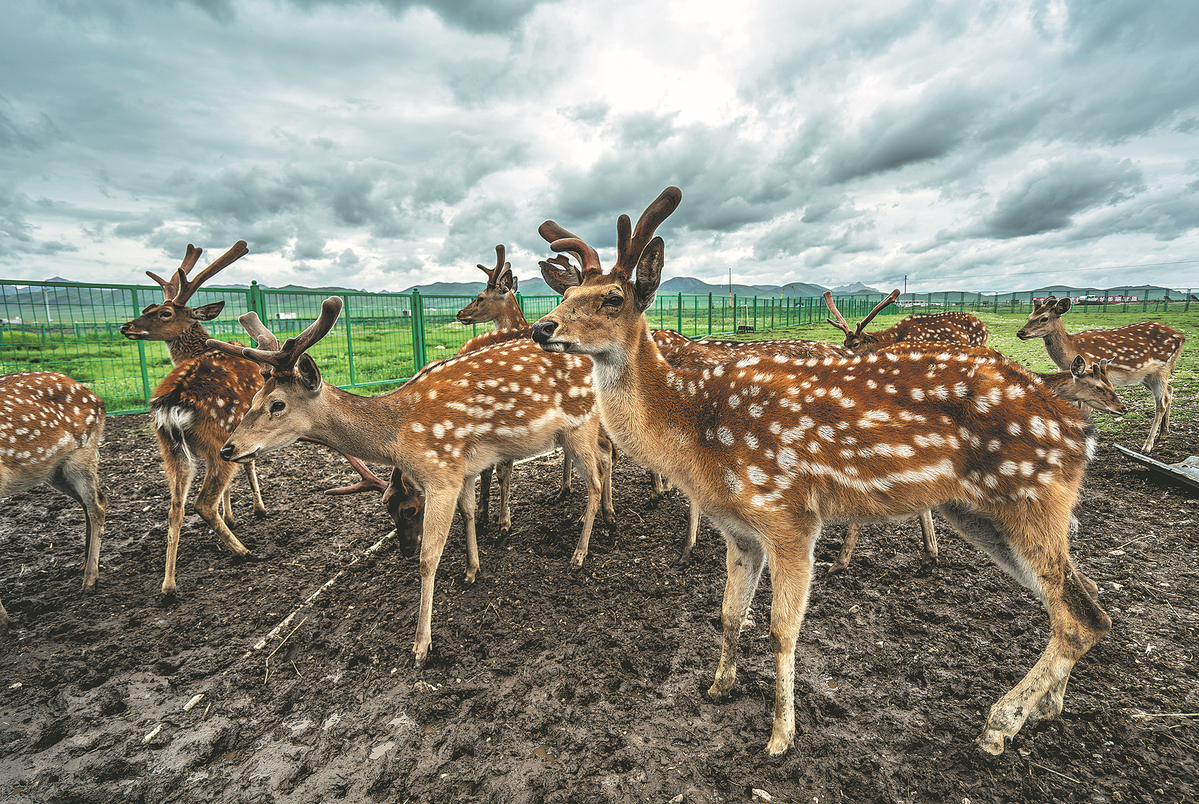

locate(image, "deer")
[[206, 296, 615, 668], [828, 352, 1125, 573], [1016, 295, 1185, 452], [824, 289, 989, 353], [530, 186, 1110, 757], [0, 372, 106, 630], [120, 241, 268, 597]]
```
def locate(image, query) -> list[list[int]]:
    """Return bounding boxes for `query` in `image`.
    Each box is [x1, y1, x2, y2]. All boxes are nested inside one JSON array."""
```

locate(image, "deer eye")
[[601, 294, 623, 309], [270, 400, 285, 414]]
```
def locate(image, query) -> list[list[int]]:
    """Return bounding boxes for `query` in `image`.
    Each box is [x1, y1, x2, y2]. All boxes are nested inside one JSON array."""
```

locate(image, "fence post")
[[707, 292, 713, 335], [131, 287, 153, 406], [343, 294, 356, 386], [411, 290, 427, 371], [677, 292, 683, 333]]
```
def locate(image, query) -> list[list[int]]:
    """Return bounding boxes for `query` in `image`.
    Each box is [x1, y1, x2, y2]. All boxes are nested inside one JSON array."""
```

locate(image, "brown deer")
[[828, 352, 1125, 574], [1017, 295, 1184, 452], [0, 372, 107, 630], [207, 297, 615, 668], [120, 242, 266, 596], [824, 289, 989, 353], [530, 186, 1109, 756]]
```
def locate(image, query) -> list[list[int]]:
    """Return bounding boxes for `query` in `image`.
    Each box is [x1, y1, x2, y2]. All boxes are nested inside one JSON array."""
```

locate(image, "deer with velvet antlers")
[[0, 372, 106, 630], [207, 297, 614, 667], [824, 289, 989, 353], [530, 186, 1110, 756], [120, 241, 266, 596], [1017, 295, 1184, 452]]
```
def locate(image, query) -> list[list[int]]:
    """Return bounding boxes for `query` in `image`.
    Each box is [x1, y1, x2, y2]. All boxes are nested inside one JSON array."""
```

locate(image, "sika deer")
[[207, 297, 614, 667], [531, 186, 1109, 756], [824, 289, 989, 353], [120, 242, 266, 596], [828, 351, 1125, 574], [0, 372, 106, 629], [1017, 295, 1184, 452]]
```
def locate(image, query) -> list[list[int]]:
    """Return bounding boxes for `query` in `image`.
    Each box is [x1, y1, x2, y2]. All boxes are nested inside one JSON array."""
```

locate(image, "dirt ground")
[[0, 397, 1196, 803]]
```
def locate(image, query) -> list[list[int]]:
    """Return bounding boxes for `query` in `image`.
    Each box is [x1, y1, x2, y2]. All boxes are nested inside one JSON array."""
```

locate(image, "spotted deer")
[[120, 241, 266, 596], [1017, 295, 1184, 452], [531, 186, 1110, 756], [0, 372, 106, 630], [207, 297, 614, 667], [828, 351, 1125, 574], [824, 289, 989, 353]]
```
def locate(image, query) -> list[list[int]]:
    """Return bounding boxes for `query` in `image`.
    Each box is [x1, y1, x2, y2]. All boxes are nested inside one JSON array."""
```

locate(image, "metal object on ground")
[[1114, 444, 1199, 493]]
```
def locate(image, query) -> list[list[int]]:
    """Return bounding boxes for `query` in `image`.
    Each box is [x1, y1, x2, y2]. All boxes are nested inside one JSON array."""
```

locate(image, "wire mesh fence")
[[1, 278, 1191, 415]]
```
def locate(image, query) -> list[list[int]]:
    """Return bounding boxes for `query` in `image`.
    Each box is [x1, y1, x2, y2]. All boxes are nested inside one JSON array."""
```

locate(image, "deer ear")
[[296, 353, 322, 391], [497, 263, 514, 294], [633, 236, 664, 312], [1071, 355, 1087, 377], [540, 260, 576, 295], [1055, 297, 1072, 315], [193, 301, 226, 321]]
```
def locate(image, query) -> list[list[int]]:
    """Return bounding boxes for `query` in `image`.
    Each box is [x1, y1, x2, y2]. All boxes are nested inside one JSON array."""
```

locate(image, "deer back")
[[0, 372, 106, 497]]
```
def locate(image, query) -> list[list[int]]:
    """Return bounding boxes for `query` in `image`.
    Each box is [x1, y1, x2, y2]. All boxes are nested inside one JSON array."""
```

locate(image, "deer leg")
[[47, 449, 107, 592], [243, 460, 267, 518], [937, 502, 1110, 754], [456, 477, 481, 584], [544, 452, 572, 503], [917, 508, 938, 565], [649, 470, 672, 503], [412, 488, 459, 668], [565, 442, 603, 567], [477, 466, 493, 527], [708, 527, 767, 703], [495, 459, 513, 540], [828, 525, 860, 574], [678, 501, 700, 564], [764, 516, 819, 756], [158, 437, 196, 597], [598, 439, 616, 527], [221, 485, 236, 527], [1141, 375, 1170, 452], [193, 459, 250, 561]]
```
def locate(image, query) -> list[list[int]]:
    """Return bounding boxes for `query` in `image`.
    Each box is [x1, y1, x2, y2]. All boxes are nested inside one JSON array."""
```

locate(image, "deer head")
[[206, 296, 344, 462], [1016, 296, 1073, 340], [120, 241, 249, 348], [822, 289, 901, 351], [456, 245, 521, 326], [1062, 356, 1125, 415]]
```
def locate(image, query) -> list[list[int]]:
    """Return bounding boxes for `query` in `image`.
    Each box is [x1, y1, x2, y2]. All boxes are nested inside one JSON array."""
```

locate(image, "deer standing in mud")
[[120, 242, 266, 596], [208, 297, 614, 667], [1017, 295, 1184, 452], [0, 372, 106, 629], [531, 186, 1110, 756]]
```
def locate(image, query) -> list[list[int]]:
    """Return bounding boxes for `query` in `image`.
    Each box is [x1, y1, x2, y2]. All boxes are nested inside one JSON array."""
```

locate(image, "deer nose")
[[219, 444, 236, 461], [531, 320, 557, 344]]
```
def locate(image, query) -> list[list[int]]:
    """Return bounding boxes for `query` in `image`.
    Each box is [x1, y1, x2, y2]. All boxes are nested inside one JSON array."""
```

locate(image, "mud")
[[0, 404, 1196, 803]]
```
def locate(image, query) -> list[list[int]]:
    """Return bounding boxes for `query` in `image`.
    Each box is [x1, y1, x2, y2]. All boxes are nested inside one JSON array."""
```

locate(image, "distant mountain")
[[829, 282, 881, 295]]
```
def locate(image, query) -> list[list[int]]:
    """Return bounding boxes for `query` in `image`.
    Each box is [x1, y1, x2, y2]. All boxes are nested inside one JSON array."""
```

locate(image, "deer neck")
[[494, 295, 528, 330], [1038, 320, 1078, 370], [304, 384, 415, 468], [166, 323, 214, 365]]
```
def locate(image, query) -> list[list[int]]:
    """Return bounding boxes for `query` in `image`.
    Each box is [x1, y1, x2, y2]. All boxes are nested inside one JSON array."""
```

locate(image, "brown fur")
[[531, 186, 1110, 757], [0, 372, 107, 629]]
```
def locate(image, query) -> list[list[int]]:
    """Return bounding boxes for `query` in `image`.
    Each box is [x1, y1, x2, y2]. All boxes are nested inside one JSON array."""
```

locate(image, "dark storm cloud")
[[972, 155, 1145, 239]]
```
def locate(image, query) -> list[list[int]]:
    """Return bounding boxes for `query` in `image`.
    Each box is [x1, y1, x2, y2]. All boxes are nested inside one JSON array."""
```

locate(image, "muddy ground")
[[0, 399, 1196, 803]]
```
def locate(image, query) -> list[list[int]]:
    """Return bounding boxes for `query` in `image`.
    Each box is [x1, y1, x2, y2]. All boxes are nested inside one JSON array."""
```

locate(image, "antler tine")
[[538, 254, 582, 289], [549, 237, 602, 279], [613, 186, 683, 277], [147, 244, 203, 300], [272, 296, 344, 372], [478, 244, 507, 289], [174, 240, 249, 305], [822, 291, 853, 335], [538, 220, 581, 244], [238, 311, 281, 352], [856, 289, 901, 334]]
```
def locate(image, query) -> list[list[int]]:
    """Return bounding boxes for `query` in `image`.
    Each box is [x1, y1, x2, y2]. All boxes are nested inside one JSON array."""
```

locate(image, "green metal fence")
[[0, 278, 1191, 415]]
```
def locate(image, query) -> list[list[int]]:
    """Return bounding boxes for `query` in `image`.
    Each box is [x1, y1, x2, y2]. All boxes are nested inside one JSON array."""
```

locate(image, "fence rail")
[[1, 278, 1191, 415]]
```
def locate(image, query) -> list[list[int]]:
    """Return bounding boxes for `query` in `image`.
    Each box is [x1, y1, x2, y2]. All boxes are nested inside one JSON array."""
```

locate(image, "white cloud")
[[0, 0, 1195, 293]]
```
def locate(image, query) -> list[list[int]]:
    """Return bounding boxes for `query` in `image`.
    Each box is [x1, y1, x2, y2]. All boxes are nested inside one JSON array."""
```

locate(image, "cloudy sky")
[[3, 0, 1197, 294]]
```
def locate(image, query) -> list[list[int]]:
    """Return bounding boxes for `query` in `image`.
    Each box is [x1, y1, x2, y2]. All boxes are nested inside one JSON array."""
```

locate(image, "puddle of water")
[[530, 744, 558, 761], [369, 741, 396, 761]]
